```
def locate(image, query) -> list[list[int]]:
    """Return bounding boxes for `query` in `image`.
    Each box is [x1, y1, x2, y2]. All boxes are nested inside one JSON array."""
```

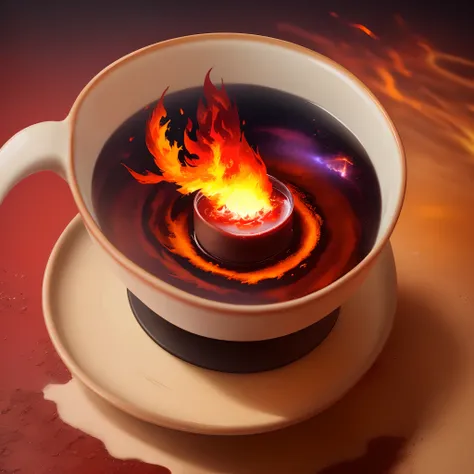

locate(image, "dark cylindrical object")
[[193, 175, 294, 265], [128, 291, 339, 374]]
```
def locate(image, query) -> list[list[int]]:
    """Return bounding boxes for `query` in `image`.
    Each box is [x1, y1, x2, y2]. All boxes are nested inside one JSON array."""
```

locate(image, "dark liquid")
[[92, 85, 381, 305]]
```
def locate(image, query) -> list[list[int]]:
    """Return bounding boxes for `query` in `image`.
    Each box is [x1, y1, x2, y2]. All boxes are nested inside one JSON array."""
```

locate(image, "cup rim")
[[67, 32, 406, 314]]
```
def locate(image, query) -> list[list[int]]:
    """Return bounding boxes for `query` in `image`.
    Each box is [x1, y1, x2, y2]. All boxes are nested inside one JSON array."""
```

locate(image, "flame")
[[122, 69, 325, 289], [124, 70, 274, 219]]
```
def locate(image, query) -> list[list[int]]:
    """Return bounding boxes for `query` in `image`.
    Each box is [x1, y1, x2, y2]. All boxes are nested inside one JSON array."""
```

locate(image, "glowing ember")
[[197, 185, 291, 235], [124, 70, 274, 220]]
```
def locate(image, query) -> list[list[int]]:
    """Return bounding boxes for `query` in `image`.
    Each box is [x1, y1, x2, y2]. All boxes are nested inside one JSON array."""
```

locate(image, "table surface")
[[1, 2, 474, 473]]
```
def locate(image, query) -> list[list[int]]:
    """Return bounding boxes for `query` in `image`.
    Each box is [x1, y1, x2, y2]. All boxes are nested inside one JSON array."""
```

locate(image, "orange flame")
[[124, 70, 274, 219]]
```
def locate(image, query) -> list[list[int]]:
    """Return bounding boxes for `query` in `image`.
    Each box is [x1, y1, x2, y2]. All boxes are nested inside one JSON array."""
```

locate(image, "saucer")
[[43, 215, 397, 435]]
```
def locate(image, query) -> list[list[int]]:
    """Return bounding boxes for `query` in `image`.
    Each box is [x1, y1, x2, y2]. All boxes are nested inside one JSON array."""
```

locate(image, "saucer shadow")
[[85, 288, 465, 474], [318, 436, 406, 474]]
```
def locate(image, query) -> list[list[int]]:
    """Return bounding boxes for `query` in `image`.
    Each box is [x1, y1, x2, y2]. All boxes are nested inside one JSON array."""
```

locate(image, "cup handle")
[[0, 120, 69, 204]]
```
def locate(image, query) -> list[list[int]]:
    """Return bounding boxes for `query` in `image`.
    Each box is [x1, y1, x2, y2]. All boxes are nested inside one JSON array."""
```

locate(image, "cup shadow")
[[83, 287, 465, 473]]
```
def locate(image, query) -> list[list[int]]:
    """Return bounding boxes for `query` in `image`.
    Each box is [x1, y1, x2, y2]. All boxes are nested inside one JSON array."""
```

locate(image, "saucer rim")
[[42, 215, 396, 435]]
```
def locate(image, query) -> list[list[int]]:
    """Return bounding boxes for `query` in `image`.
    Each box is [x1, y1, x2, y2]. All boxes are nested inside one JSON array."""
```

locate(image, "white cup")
[[0, 33, 406, 342]]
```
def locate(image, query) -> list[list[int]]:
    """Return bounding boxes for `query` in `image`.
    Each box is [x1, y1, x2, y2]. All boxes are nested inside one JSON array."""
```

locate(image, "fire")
[[124, 70, 274, 220]]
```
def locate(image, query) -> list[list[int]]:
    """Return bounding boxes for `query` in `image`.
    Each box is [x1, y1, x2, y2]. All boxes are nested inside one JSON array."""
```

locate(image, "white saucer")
[[43, 215, 397, 435]]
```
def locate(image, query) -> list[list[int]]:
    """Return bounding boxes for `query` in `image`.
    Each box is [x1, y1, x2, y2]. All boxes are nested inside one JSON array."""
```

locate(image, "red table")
[[2, 3, 473, 473], [0, 4, 180, 472]]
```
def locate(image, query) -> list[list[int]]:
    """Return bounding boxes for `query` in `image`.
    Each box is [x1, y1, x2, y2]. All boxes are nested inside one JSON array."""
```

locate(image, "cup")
[[0, 33, 406, 342]]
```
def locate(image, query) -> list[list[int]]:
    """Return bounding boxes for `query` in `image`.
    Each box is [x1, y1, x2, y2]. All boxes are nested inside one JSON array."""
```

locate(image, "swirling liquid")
[[92, 85, 381, 305]]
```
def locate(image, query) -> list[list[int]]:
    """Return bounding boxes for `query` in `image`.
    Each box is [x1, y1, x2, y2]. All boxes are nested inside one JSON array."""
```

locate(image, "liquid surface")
[[92, 84, 381, 304]]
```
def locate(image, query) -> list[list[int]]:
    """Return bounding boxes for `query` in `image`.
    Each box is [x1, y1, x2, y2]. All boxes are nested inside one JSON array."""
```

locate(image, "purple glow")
[[312, 155, 353, 178]]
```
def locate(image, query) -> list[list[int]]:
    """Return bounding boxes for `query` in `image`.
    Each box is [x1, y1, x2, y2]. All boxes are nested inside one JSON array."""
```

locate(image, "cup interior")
[[70, 34, 404, 299]]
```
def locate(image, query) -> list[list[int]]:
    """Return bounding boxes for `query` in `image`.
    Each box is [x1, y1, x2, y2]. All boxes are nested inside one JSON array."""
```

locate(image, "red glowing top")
[[196, 184, 293, 236]]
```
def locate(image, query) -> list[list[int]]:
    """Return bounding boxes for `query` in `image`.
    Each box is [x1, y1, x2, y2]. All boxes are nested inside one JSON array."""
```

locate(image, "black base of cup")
[[127, 291, 339, 374]]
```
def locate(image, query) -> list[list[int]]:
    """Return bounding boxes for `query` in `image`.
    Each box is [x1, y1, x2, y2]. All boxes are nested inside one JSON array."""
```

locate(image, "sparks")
[[350, 23, 379, 40]]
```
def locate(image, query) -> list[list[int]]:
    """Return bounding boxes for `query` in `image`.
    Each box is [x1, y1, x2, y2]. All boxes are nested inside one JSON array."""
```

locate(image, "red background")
[[0, 1, 472, 472]]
